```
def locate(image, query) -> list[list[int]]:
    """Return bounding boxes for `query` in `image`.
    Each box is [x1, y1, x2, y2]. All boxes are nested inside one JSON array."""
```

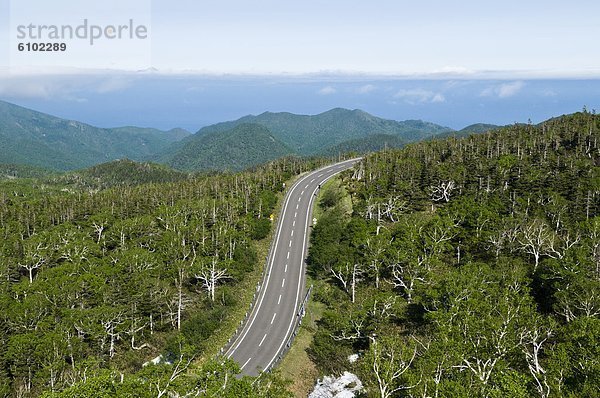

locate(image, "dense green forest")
[[0, 157, 334, 397], [161, 123, 294, 172], [157, 108, 452, 169], [307, 112, 599, 397], [319, 134, 406, 157], [0, 165, 57, 181], [2, 109, 599, 397], [53, 160, 192, 190], [0, 100, 190, 171]]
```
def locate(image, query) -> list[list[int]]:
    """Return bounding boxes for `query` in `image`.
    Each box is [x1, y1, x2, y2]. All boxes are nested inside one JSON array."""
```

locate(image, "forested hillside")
[[54, 159, 191, 190], [189, 108, 451, 155], [0, 157, 330, 397], [319, 134, 406, 157], [307, 112, 599, 397], [0, 100, 190, 171], [2, 106, 598, 397], [160, 123, 294, 172], [157, 108, 453, 170], [0, 164, 56, 180]]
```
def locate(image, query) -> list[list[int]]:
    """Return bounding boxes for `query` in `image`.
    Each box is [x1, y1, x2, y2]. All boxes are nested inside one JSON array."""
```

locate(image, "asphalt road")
[[225, 158, 361, 376]]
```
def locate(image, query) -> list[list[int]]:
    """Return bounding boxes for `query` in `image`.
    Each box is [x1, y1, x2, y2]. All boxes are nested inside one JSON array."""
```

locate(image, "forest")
[[306, 111, 599, 397], [0, 110, 598, 397], [0, 156, 335, 397]]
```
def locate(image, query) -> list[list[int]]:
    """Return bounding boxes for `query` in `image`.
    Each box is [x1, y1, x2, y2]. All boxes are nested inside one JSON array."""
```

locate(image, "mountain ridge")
[[157, 108, 454, 170], [162, 123, 294, 172], [0, 100, 191, 171], [188, 108, 453, 155], [1, 100, 515, 172]]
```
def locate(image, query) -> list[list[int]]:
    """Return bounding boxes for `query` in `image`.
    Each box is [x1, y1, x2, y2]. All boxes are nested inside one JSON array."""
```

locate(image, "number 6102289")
[[17, 42, 67, 51]]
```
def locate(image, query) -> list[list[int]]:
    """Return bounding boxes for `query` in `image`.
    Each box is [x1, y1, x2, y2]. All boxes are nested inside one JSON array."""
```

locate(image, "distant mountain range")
[[0, 100, 191, 171], [157, 108, 455, 171], [191, 108, 451, 154], [0, 100, 502, 172]]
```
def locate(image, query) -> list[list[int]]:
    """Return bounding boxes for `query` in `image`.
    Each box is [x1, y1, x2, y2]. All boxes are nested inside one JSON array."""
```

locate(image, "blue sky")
[[147, 0, 600, 76], [0, 0, 599, 130]]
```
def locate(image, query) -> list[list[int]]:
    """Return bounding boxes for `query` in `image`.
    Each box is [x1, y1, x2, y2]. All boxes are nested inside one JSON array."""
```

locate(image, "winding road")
[[225, 158, 360, 376]]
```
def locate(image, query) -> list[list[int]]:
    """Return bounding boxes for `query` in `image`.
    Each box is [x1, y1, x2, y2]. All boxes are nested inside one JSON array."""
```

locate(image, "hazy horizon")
[[1, 75, 598, 132], [1, 0, 599, 131]]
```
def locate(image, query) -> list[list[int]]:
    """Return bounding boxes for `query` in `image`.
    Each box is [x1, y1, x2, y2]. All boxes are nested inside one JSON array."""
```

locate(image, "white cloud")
[[0, 77, 85, 100], [0, 74, 134, 101], [432, 66, 475, 76], [95, 77, 133, 94], [318, 85, 336, 95], [481, 81, 524, 98], [498, 81, 524, 98], [0, 80, 54, 99], [393, 88, 445, 104], [356, 84, 376, 94], [431, 93, 445, 103]]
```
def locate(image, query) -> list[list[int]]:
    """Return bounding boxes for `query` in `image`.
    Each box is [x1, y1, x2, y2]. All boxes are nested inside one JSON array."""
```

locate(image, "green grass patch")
[[312, 177, 352, 222]]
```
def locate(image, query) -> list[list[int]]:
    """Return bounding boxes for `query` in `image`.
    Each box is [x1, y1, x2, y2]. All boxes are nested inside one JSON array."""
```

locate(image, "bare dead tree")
[[520, 326, 552, 398], [154, 351, 196, 398], [487, 230, 509, 260], [381, 195, 408, 223], [100, 312, 125, 358], [518, 220, 561, 270], [331, 318, 365, 342], [369, 337, 420, 398], [331, 263, 363, 303], [390, 259, 427, 304], [366, 237, 389, 288], [430, 180, 457, 204], [18, 243, 47, 284], [127, 316, 150, 351], [195, 257, 229, 302], [92, 221, 106, 244]]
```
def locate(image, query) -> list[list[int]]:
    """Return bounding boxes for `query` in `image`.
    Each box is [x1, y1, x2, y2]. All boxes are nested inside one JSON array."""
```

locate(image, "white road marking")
[[259, 334, 267, 347], [301, 190, 305, 195], [287, 252, 290, 259], [293, 220, 296, 227], [241, 358, 252, 370], [298, 197, 301, 202], [264, 167, 346, 372], [226, 159, 362, 369], [310, 178, 315, 183], [282, 278, 285, 288], [296, 204, 299, 210], [225, 164, 320, 358], [291, 230, 294, 237], [305, 184, 309, 189], [278, 294, 282, 305], [289, 240, 292, 247], [285, 264, 288, 272]]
